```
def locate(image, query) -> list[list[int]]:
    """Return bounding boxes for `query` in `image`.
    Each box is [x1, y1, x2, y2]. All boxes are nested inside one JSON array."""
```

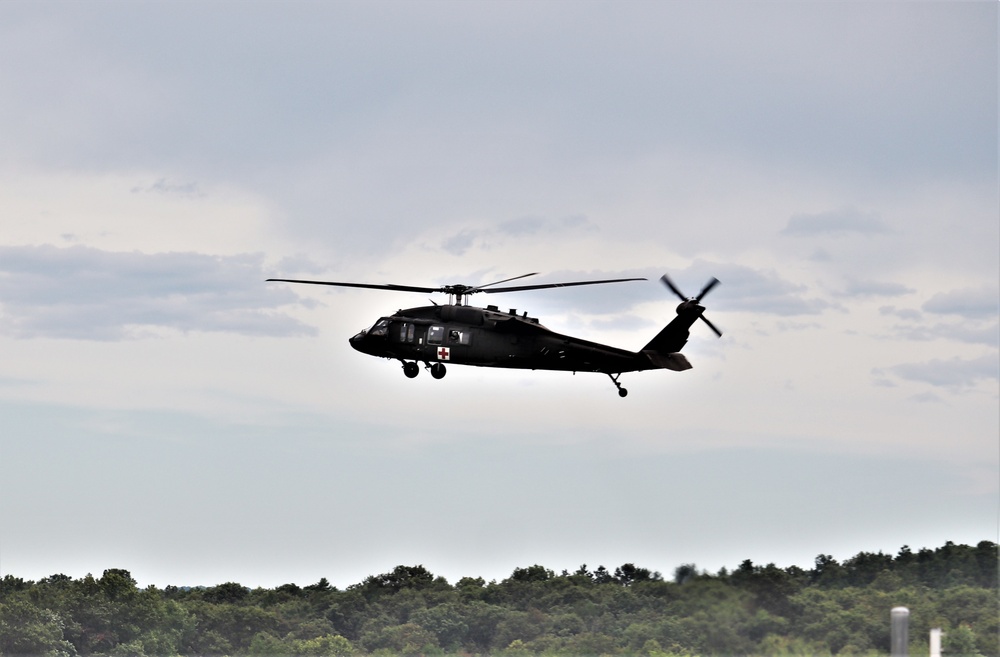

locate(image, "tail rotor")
[[660, 274, 723, 337]]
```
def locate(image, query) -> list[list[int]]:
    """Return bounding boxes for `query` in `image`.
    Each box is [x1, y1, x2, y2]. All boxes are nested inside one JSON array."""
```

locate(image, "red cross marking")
[[437, 347, 450, 360]]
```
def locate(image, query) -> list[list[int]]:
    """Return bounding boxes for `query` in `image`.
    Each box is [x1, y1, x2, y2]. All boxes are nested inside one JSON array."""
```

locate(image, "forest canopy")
[[1, 541, 996, 657]]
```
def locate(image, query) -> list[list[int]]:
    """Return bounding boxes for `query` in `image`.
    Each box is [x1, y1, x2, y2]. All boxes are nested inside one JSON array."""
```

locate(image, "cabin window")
[[428, 325, 470, 345], [397, 322, 416, 343], [449, 329, 472, 345]]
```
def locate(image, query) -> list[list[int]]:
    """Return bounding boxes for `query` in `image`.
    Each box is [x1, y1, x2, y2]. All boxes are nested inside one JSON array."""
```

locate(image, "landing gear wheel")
[[607, 373, 628, 398], [402, 361, 419, 378], [430, 363, 447, 379]]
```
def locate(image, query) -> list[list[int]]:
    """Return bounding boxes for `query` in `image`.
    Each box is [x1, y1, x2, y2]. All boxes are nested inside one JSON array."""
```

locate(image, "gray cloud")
[[885, 354, 999, 390], [439, 216, 599, 256], [891, 322, 1000, 348], [838, 279, 915, 298], [908, 391, 946, 404], [0, 245, 315, 340], [696, 263, 832, 317], [781, 208, 891, 237], [1, 3, 992, 254], [879, 306, 922, 321], [487, 263, 834, 322], [272, 254, 336, 278], [131, 178, 205, 198], [496, 268, 661, 318], [923, 287, 1000, 319], [441, 230, 481, 257], [497, 216, 545, 237]]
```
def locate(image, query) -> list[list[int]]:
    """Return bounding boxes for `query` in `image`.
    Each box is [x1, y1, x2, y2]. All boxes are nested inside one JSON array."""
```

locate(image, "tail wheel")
[[607, 373, 628, 398]]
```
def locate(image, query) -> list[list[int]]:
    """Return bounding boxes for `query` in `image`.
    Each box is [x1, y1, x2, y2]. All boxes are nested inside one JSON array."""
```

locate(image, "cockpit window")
[[370, 319, 390, 336]]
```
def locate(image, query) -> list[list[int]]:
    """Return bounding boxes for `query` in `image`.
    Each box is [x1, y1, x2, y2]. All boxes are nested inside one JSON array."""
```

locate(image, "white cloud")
[[0, 170, 288, 256]]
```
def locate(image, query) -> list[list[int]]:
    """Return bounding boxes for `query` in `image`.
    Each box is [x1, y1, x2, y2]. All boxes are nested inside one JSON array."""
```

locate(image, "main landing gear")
[[607, 373, 628, 398], [400, 360, 447, 380]]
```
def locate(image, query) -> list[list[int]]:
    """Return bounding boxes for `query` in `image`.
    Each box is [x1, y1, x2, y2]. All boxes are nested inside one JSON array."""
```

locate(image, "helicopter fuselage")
[[349, 302, 695, 376]]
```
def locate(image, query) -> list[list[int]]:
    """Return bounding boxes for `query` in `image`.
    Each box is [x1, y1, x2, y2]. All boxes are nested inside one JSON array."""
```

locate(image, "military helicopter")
[[267, 273, 721, 397]]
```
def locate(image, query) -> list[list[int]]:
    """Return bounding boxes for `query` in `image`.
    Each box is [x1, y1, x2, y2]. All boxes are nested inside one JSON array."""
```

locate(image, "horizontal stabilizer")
[[641, 350, 692, 371]]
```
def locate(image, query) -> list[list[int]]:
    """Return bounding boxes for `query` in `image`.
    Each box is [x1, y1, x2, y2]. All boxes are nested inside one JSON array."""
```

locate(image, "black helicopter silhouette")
[[267, 273, 721, 397]]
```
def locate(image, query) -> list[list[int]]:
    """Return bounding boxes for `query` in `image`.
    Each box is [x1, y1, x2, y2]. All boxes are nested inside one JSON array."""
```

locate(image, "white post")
[[891, 607, 909, 657], [930, 628, 943, 657]]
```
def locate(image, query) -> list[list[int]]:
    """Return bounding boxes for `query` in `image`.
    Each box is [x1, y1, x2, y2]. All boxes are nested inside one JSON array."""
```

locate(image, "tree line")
[[1, 541, 996, 657]]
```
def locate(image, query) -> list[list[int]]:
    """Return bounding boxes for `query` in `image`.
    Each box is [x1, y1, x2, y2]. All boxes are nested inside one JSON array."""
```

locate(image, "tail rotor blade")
[[659, 274, 687, 301], [696, 277, 720, 302], [700, 315, 723, 338]]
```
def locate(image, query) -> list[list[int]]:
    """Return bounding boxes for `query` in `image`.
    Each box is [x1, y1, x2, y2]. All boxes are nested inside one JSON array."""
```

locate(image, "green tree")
[[187, 602, 279, 653], [358, 566, 436, 599], [360, 622, 437, 656], [410, 603, 468, 651], [673, 564, 698, 585], [945, 624, 983, 657], [615, 563, 658, 586], [506, 565, 554, 584], [0, 597, 76, 657], [293, 634, 355, 657], [0, 539, 994, 657], [810, 555, 845, 587], [323, 589, 370, 641], [203, 582, 249, 605], [248, 631, 290, 656], [460, 600, 506, 652]]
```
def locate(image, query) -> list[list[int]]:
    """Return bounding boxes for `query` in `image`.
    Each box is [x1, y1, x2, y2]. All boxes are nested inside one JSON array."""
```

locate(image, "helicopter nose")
[[349, 332, 366, 352]]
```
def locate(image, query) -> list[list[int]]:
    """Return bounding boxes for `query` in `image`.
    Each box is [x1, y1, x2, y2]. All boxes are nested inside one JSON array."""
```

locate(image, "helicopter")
[[266, 273, 722, 397]]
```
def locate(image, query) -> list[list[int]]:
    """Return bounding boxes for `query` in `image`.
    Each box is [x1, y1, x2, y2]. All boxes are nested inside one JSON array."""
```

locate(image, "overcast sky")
[[1, 1, 997, 589]]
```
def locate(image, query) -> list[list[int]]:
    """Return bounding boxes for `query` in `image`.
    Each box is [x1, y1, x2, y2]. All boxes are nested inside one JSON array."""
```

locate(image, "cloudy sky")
[[1, 1, 997, 589]]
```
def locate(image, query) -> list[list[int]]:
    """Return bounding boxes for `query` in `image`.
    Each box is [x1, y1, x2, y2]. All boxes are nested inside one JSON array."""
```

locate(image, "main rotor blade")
[[266, 279, 440, 294], [268, 275, 646, 296], [700, 314, 723, 337], [479, 277, 646, 294], [659, 274, 687, 301], [695, 277, 720, 302], [470, 272, 540, 292]]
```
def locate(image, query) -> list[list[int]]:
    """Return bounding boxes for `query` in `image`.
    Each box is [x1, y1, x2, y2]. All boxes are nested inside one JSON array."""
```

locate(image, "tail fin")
[[642, 312, 697, 354]]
